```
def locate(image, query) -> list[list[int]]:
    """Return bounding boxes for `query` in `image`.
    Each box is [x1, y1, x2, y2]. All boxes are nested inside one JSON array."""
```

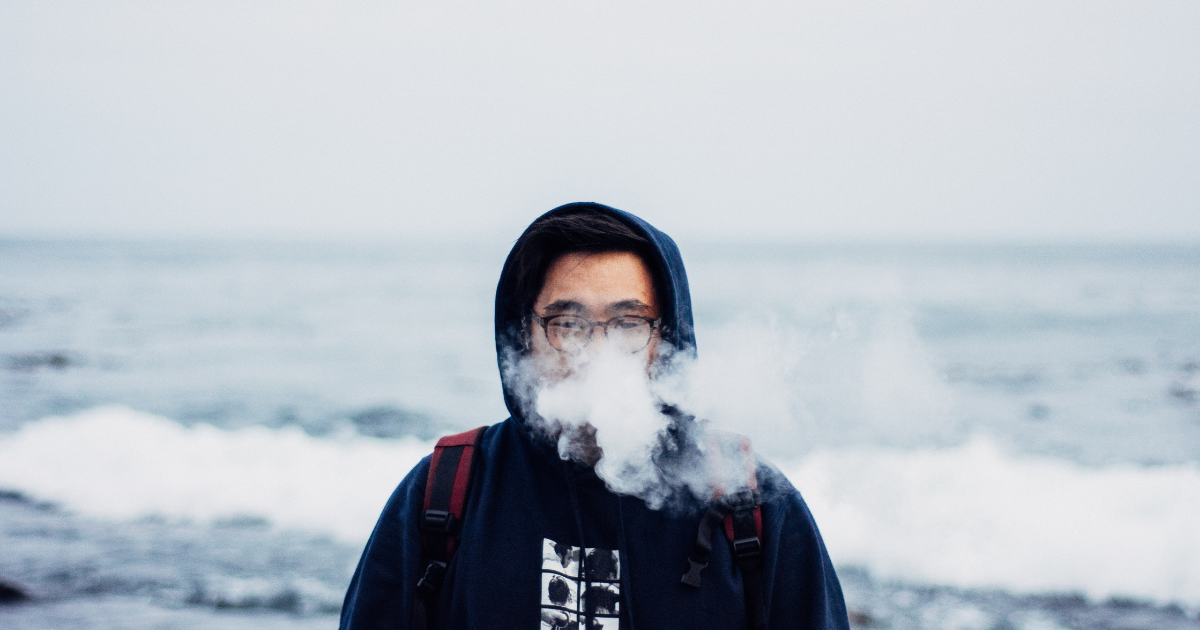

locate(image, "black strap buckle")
[[420, 509, 458, 534], [680, 558, 708, 588], [733, 536, 762, 561], [416, 560, 447, 599], [722, 488, 761, 512]]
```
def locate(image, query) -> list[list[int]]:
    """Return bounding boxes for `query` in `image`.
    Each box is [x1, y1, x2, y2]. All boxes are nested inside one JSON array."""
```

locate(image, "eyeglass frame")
[[530, 313, 662, 354]]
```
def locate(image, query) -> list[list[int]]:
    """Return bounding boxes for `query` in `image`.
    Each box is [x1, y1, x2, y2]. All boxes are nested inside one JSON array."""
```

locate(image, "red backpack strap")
[[421, 426, 486, 559], [721, 435, 763, 551], [414, 426, 486, 629], [680, 430, 767, 630], [721, 436, 767, 630]]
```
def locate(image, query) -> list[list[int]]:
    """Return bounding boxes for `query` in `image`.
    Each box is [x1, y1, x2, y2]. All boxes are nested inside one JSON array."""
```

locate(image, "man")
[[341, 203, 849, 629]]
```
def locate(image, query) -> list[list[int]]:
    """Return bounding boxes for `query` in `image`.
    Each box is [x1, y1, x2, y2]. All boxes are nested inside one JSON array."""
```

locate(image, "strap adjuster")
[[420, 509, 458, 534], [733, 536, 762, 560], [722, 488, 761, 511]]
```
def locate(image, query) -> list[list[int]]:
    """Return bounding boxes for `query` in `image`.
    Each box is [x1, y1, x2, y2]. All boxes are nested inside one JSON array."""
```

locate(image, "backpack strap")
[[723, 437, 767, 630], [680, 432, 767, 630], [413, 426, 486, 630]]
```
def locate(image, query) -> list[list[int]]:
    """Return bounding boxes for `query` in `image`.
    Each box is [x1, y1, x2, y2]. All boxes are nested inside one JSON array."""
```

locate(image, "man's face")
[[530, 251, 660, 379]]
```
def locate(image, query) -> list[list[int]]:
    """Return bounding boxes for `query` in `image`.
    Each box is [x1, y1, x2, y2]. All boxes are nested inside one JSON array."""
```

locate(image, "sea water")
[[1, 239, 1198, 629]]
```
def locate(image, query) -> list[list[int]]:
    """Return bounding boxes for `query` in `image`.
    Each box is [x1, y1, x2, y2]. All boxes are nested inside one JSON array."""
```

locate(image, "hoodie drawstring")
[[617, 494, 636, 630], [562, 461, 589, 553], [563, 462, 638, 630]]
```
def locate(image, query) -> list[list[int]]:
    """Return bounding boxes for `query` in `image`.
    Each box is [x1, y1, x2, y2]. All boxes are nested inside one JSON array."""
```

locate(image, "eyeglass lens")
[[544, 316, 653, 353]]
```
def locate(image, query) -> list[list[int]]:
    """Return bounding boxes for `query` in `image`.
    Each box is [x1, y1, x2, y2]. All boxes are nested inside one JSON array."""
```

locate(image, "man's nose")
[[585, 323, 608, 354]]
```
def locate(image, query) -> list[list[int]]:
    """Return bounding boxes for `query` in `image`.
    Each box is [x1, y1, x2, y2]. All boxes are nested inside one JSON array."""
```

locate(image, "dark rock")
[[1168, 383, 1197, 404], [45, 353, 70, 369], [215, 596, 260, 610], [1105, 595, 1153, 609], [0, 489, 28, 503], [0, 581, 30, 604], [1028, 592, 1089, 610], [847, 610, 874, 627], [350, 406, 437, 439], [5, 351, 74, 372], [267, 589, 301, 612]]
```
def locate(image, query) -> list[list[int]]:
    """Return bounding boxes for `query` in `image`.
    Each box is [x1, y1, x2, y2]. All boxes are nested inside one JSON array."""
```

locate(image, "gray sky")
[[2, 1, 1197, 242]]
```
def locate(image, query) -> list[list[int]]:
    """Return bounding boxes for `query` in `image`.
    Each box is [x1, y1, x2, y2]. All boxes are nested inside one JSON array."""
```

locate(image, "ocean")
[[1, 239, 1198, 629]]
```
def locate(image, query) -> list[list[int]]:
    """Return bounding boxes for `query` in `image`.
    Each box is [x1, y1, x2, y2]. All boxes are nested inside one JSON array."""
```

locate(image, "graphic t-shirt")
[[539, 538, 620, 629]]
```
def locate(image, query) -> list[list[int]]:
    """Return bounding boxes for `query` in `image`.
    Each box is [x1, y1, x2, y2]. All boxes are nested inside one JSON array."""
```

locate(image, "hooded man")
[[340, 203, 849, 630]]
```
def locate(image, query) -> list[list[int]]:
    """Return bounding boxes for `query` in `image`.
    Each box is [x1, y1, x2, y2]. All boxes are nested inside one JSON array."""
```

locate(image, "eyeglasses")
[[532, 314, 661, 354]]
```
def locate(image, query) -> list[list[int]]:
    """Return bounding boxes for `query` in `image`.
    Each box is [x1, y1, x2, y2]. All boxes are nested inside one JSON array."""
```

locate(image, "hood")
[[493, 202, 696, 420]]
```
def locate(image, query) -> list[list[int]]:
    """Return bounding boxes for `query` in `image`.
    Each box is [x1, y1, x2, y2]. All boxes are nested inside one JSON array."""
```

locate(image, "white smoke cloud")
[[503, 340, 773, 511], [502, 307, 955, 511], [535, 347, 674, 500]]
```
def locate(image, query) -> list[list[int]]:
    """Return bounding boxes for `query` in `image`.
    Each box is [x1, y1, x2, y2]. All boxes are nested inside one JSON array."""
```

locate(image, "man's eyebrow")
[[607, 299, 654, 314], [540, 300, 587, 314]]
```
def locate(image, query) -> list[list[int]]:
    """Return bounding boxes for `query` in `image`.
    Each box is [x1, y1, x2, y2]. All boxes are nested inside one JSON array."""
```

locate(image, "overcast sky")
[[1, 1, 1197, 242]]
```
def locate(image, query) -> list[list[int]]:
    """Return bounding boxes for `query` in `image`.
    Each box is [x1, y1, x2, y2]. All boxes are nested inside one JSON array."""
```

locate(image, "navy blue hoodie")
[[340, 203, 850, 630]]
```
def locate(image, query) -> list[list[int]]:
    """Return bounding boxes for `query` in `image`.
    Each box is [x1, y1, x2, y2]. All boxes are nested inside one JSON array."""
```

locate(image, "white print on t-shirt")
[[539, 538, 620, 630]]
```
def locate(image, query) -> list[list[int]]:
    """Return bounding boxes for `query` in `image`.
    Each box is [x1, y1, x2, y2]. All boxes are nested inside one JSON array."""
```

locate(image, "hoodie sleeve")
[[339, 456, 431, 630], [760, 466, 851, 630]]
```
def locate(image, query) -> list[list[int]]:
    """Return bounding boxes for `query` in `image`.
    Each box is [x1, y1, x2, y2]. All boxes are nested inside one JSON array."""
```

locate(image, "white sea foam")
[[0, 406, 432, 541], [1, 407, 1199, 604], [784, 436, 1200, 605]]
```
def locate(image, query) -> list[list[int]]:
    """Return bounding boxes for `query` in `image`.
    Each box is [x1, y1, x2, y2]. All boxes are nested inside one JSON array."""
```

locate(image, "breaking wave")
[[785, 437, 1200, 605], [1, 407, 1198, 605], [0, 406, 432, 541]]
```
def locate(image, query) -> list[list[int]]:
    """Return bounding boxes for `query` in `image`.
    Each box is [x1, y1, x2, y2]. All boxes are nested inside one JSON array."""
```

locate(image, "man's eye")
[[612, 318, 645, 330], [551, 319, 586, 330]]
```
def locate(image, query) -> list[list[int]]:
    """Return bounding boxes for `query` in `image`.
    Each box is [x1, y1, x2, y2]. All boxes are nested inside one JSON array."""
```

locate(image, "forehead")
[[536, 251, 658, 311]]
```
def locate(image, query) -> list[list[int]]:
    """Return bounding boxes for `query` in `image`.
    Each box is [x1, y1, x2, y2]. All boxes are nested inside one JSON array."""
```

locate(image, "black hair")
[[499, 207, 663, 350]]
